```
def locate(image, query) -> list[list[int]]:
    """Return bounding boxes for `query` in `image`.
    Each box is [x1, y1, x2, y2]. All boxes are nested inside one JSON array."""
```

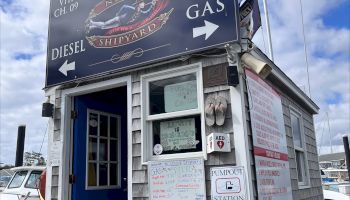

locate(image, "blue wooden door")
[[72, 88, 127, 200]]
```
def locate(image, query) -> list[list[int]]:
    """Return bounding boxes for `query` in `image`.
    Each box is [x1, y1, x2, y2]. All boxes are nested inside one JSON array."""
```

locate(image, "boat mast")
[[327, 112, 333, 154]]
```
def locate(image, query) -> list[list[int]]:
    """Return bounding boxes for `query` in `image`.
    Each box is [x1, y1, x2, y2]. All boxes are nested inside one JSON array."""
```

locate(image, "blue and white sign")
[[46, 0, 240, 87]]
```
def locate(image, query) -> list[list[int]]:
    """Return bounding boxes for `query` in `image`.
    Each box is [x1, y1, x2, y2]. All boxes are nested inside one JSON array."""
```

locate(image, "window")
[[141, 64, 205, 162], [8, 170, 28, 188], [86, 110, 120, 189], [25, 170, 42, 189], [290, 109, 309, 187]]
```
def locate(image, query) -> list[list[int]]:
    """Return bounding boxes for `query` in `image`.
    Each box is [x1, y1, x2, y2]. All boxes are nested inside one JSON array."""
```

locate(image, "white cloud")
[[0, 0, 49, 164]]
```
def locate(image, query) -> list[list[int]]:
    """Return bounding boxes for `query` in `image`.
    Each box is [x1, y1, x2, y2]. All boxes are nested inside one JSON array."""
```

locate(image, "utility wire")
[[298, 0, 312, 98], [39, 121, 49, 155]]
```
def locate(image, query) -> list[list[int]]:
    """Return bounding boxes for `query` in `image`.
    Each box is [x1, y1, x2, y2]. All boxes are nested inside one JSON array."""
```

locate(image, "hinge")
[[69, 174, 76, 184], [71, 110, 78, 119]]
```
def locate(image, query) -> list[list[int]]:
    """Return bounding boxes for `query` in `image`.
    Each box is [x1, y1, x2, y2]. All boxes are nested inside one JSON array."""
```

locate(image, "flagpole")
[[262, 0, 274, 61]]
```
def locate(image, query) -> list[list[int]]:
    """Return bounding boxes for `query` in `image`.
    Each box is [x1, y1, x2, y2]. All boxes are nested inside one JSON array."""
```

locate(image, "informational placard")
[[46, 0, 239, 87], [207, 133, 231, 153], [160, 118, 196, 151], [148, 158, 206, 200], [210, 166, 246, 200], [164, 80, 197, 112], [245, 69, 293, 200]]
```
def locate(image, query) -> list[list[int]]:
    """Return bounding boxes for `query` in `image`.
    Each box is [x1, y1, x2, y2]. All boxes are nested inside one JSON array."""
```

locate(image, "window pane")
[[110, 117, 118, 139], [88, 163, 97, 186], [110, 140, 118, 161], [110, 163, 118, 185], [153, 115, 202, 155], [149, 74, 197, 115], [99, 163, 108, 186], [100, 115, 108, 137], [88, 137, 97, 161], [25, 171, 42, 189], [291, 114, 302, 148], [8, 171, 28, 188], [89, 113, 98, 136], [99, 138, 108, 161], [296, 151, 305, 182]]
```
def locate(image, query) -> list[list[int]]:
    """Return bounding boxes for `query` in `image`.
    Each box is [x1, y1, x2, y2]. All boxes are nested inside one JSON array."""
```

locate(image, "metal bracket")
[[225, 43, 241, 66]]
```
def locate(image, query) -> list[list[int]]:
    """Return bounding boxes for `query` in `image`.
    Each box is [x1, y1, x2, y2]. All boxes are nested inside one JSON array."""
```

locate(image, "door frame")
[[60, 76, 132, 200]]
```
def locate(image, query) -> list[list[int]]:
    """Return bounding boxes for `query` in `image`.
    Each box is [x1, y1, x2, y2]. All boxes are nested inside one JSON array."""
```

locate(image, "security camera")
[[241, 53, 272, 79]]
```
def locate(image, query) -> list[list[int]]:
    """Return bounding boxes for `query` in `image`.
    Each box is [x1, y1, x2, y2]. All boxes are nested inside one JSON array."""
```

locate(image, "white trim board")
[[60, 76, 132, 200], [140, 63, 207, 164]]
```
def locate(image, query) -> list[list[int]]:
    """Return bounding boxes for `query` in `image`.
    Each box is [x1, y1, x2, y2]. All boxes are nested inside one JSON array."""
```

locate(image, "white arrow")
[[193, 20, 219, 40], [59, 60, 75, 76]]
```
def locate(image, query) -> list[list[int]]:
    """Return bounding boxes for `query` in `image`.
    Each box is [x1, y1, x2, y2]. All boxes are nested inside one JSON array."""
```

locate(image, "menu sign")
[[245, 69, 293, 200], [160, 118, 196, 151], [148, 158, 206, 200]]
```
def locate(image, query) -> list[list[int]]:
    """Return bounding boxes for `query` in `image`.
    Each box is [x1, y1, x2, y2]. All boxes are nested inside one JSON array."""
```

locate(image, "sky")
[[0, 0, 349, 165]]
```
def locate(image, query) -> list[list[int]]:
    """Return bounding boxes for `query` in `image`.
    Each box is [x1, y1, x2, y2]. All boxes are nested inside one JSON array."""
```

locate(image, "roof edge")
[[251, 46, 319, 114]]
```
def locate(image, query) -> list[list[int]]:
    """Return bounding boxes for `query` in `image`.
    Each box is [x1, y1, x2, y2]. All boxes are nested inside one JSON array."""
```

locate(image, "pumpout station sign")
[[45, 0, 239, 87]]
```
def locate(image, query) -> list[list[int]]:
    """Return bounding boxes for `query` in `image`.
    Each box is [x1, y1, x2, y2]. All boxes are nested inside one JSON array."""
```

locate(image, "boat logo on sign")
[[85, 0, 173, 48]]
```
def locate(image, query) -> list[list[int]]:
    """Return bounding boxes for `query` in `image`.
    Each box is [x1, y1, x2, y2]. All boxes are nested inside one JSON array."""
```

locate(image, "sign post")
[[46, 0, 240, 87]]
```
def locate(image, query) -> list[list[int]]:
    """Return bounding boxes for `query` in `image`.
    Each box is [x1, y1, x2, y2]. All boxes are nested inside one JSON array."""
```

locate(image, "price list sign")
[[246, 69, 293, 200]]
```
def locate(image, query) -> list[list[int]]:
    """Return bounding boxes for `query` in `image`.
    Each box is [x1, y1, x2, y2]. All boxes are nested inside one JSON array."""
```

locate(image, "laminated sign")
[[149, 158, 206, 200], [245, 69, 293, 200], [210, 166, 246, 200], [160, 118, 196, 151]]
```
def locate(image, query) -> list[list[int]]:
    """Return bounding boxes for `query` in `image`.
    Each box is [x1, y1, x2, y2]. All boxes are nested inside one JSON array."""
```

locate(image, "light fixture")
[[241, 52, 272, 79]]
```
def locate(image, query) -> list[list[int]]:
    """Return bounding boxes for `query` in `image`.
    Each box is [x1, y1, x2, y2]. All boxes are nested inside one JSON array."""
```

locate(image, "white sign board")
[[148, 158, 206, 200], [164, 80, 197, 112], [160, 118, 196, 151], [207, 133, 231, 153], [210, 166, 246, 200], [245, 69, 293, 200]]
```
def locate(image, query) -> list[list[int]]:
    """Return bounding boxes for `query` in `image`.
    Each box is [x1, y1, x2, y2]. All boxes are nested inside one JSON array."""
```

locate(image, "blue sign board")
[[46, 0, 240, 87]]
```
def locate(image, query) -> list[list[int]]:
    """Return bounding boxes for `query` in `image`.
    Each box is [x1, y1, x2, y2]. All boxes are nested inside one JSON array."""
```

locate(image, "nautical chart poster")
[[245, 69, 293, 200], [46, 0, 239, 86]]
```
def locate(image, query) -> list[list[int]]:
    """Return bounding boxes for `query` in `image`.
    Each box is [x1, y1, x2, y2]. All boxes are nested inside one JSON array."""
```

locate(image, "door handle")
[[123, 177, 127, 181]]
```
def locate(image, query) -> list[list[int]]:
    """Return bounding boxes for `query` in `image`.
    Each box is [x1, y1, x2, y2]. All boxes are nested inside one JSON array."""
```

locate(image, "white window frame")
[[141, 63, 206, 163], [85, 109, 121, 190], [290, 107, 310, 188]]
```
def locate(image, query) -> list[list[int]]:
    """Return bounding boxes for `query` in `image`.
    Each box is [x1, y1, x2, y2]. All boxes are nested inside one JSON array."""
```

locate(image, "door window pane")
[[100, 115, 108, 137], [89, 113, 98, 136], [149, 74, 197, 115], [110, 163, 117, 186], [99, 163, 108, 186], [110, 140, 118, 161], [88, 137, 97, 161], [88, 163, 97, 186], [110, 117, 118, 139], [291, 114, 302, 148], [99, 138, 108, 161]]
